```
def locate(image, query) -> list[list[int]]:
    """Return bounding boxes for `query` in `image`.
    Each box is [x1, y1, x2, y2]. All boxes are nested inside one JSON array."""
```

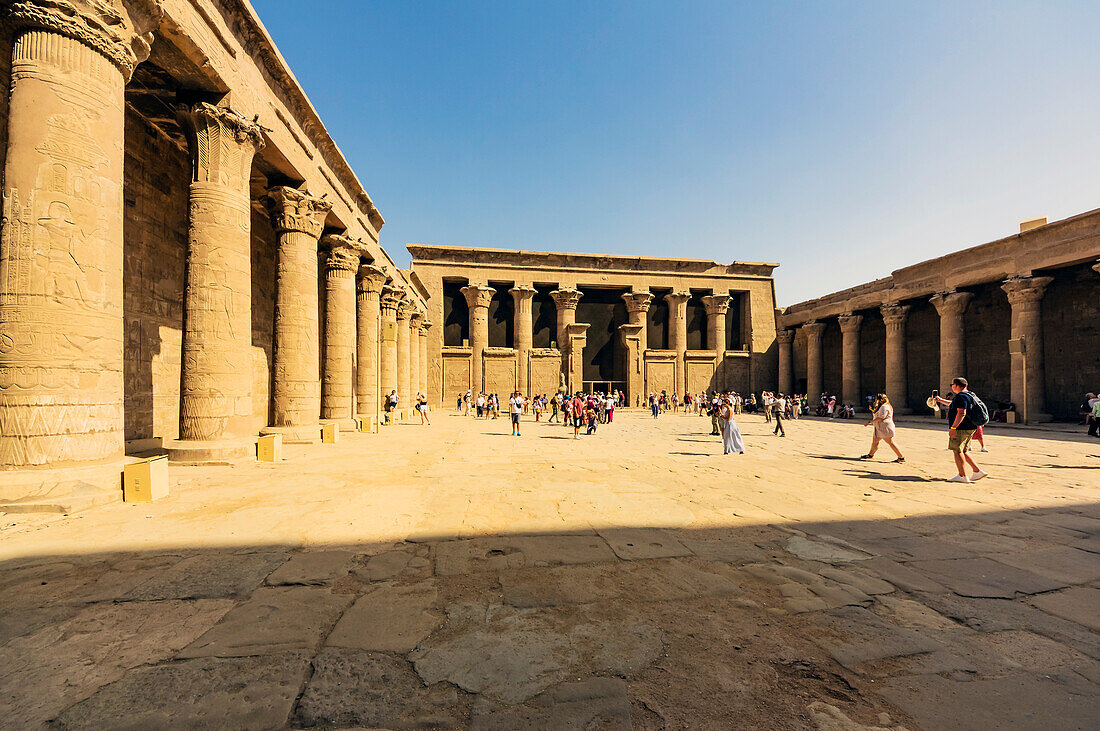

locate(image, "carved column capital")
[[776, 329, 796, 345], [461, 284, 496, 310], [379, 286, 405, 315], [409, 311, 424, 329], [801, 320, 827, 341], [1001, 276, 1054, 305], [701, 294, 731, 316], [880, 303, 911, 329], [180, 103, 265, 188], [321, 234, 365, 273], [837, 313, 863, 333], [5, 0, 160, 80], [419, 320, 433, 335], [356, 264, 387, 295], [263, 186, 331, 237], [396, 300, 416, 321], [664, 291, 691, 306], [929, 290, 974, 316], [622, 291, 654, 314], [550, 288, 583, 310]]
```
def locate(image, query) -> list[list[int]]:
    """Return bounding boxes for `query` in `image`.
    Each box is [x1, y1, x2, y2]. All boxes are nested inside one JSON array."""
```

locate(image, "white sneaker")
[[946, 474, 970, 483], [980, 447, 989, 452], [971, 470, 988, 481]]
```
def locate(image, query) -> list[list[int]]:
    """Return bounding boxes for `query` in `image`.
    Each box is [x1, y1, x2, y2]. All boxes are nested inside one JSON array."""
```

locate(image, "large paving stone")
[[0, 555, 181, 610], [907, 557, 1068, 598], [411, 603, 663, 704], [500, 559, 740, 608], [123, 552, 287, 600], [1028, 586, 1100, 633], [596, 527, 692, 560], [265, 550, 354, 585], [785, 535, 872, 564], [51, 653, 309, 729], [818, 606, 941, 671], [326, 580, 441, 652], [434, 535, 616, 576], [857, 556, 946, 593], [0, 605, 80, 647], [677, 538, 768, 564], [0, 599, 233, 728], [876, 672, 1100, 730], [178, 585, 352, 658], [993, 547, 1100, 585], [296, 648, 463, 727], [745, 564, 874, 613], [856, 536, 975, 561], [470, 677, 631, 730]]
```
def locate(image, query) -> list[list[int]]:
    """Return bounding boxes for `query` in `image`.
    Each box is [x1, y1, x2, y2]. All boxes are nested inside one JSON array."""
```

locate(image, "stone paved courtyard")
[[1, 411, 1098, 729]]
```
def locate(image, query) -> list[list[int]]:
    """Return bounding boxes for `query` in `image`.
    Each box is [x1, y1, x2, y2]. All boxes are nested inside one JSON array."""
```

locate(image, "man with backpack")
[[933, 377, 989, 483]]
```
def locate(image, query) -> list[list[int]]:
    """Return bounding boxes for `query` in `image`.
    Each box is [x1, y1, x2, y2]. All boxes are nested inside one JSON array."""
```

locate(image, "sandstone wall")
[[1042, 263, 1100, 418]]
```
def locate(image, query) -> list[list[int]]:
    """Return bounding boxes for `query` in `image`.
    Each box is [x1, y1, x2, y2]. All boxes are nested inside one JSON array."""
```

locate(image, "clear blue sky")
[[257, 0, 1100, 305]]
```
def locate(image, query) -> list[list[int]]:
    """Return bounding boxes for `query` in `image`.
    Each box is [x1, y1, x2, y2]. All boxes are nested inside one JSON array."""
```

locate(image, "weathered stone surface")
[[412, 603, 663, 704], [296, 648, 462, 728], [993, 547, 1100, 585], [52, 653, 309, 729], [1028, 586, 1100, 633], [433, 534, 617, 576], [0, 600, 233, 728], [178, 586, 352, 658], [785, 535, 872, 564], [327, 580, 441, 652], [856, 536, 976, 562], [265, 550, 354, 585], [858, 556, 946, 593], [596, 527, 692, 560], [358, 549, 414, 580], [678, 538, 768, 564], [907, 557, 1068, 598], [745, 563, 875, 613], [807, 701, 908, 731], [819, 606, 941, 670], [470, 677, 632, 730], [124, 552, 287, 600]]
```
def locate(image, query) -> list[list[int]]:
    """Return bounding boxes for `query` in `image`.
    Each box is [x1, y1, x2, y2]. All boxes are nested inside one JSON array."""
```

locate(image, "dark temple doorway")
[[577, 287, 629, 392]]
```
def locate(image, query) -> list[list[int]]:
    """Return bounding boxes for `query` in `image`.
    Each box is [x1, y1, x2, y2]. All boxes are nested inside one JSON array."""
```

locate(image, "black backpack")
[[964, 392, 990, 427]]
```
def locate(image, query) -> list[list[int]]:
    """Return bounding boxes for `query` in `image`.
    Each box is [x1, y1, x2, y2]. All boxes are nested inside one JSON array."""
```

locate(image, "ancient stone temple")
[[409, 245, 779, 405], [0, 0, 429, 509], [778, 211, 1100, 422]]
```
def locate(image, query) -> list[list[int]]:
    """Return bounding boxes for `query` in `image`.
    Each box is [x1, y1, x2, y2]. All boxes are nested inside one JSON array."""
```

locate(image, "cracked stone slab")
[[265, 550, 354, 585], [993, 547, 1100, 585], [470, 677, 631, 730], [745, 564, 873, 613], [0, 556, 182, 611], [326, 580, 441, 652], [296, 648, 463, 728], [855, 536, 976, 562], [907, 557, 1068, 598], [500, 559, 740, 608], [1028, 586, 1100, 633], [411, 603, 662, 704], [857, 557, 945, 593], [51, 653, 310, 729], [785, 536, 872, 564], [0, 599, 233, 728], [677, 538, 768, 564], [818, 606, 941, 670], [434, 535, 616, 576], [178, 586, 352, 658], [876, 672, 1100, 731], [595, 527, 692, 560], [123, 552, 288, 600]]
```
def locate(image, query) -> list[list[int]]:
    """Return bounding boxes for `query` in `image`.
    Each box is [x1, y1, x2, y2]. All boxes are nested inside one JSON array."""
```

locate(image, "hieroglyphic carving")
[[355, 264, 386, 418], [320, 234, 366, 428]]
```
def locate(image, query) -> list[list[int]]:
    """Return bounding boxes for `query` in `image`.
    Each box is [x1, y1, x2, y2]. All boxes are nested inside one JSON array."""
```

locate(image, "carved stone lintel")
[[622, 291, 654, 313], [356, 264, 387, 295], [837, 313, 863, 333], [6, 0, 161, 80], [180, 103, 265, 188], [701, 294, 732, 316], [264, 187, 331, 237], [461, 284, 496, 310], [929, 290, 974, 317], [550, 288, 583, 310], [321, 234, 365, 273], [776, 329, 796, 345], [1001, 276, 1054, 306]]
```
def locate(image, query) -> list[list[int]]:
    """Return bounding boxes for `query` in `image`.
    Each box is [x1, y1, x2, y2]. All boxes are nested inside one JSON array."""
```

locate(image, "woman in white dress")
[[718, 397, 745, 455], [861, 393, 904, 462]]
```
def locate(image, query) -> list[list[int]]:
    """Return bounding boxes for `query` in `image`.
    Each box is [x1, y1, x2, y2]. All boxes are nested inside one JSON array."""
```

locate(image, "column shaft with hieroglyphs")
[[462, 284, 496, 395], [802, 321, 827, 400], [881, 304, 911, 412], [929, 291, 973, 392], [510, 286, 536, 396], [261, 187, 331, 442], [379, 286, 403, 408], [355, 264, 386, 427], [409, 311, 423, 401], [838, 313, 863, 406], [0, 1, 156, 474], [550, 288, 582, 388], [702, 294, 731, 357], [665, 291, 691, 395], [173, 103, 263, 460], [776, 329, 795, 395], [1002, 276, 1054, 423], [419, 321, 431, 398], [320, 235, 364, 430], [396, 301, 414, 407]]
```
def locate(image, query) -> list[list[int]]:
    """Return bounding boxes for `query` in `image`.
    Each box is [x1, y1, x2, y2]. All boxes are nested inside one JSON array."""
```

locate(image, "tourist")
[[509, 391, 524, 436], [533, 395, 543, 422], [490, 393, 499, 419], [456, 394, 462, 412], [606, 394, 615, 423], [973, 424, 988, 452], [1090, 393, 1100, 438], [475, 393, 485, 418], [860, 393, 904, 462], [709, 393, 721, 435], [572, 392, 585, 439], [549, 393, 560, 423], [717, 396, 745, 454], [771, 394, 786, 437], [650, 393, 659, 418], [585, 399, 598, 434], [933, 377, 988, 483], [417, 393, 431, 425], [385, 390, 398, 424], [463, 391, 471, 416], [762, 392, 772, 423]]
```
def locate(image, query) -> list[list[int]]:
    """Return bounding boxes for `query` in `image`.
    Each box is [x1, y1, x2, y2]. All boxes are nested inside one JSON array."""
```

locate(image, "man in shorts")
[[934, 377, 987, 483], [509, 391, 525, 436]]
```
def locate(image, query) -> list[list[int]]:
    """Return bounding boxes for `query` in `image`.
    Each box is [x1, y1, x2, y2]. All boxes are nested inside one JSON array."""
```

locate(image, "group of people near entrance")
[[382, 390, 431, 425]]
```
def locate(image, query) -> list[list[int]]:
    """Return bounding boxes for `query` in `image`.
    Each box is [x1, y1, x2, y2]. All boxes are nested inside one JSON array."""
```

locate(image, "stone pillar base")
[[0, 462, 125, 514], [260, 424, 320, 445], [165, 439, 254, 464], [322, 418, 360, 433], [356, 414, 379, 433]]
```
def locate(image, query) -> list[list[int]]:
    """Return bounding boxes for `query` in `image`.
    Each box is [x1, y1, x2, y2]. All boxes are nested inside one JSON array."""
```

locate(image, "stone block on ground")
[[906, 557, 1068, 599], [124, 552, 287, 600], [326, 580, 441, 652], [265, 550, 354, 585]]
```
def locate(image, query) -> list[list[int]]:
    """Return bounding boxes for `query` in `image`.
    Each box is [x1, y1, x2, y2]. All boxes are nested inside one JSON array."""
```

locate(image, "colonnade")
[[0, 4, 428, 478], [778, 274, 1081, 423]]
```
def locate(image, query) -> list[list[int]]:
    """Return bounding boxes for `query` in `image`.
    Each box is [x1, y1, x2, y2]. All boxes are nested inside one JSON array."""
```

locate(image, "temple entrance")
[[577, 287, 629, 393], [583, 380, 626, 395]]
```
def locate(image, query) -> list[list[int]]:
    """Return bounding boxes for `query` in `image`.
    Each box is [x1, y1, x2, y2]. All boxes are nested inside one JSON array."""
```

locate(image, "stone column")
[[665, 291, 691, 395], [396, 301, 415, 414], [838, 313, 863, 406], [462, 284, 495, 395], [701, 295, 731, 355], [320, 235, 365, 431], [803, 321, 827, 401], [260, 187, 331, 442], [776, 329, 795, 395], [355, 264, 386, 429], [566, 323, 590, 391], [619, 323, 645, 402], [0, 0, 155, 481], [408, 311, 423, 401], [622, 291, 654, 353], [929, 291, 974, 391], [419, 321, 432, 397], [881, 304, 911, 413], [510, 285, 536, 396], [379, 287, 403, 410], [550, 288, 582, 387], [172, 104, 264, 461], [1002, 276, 1054, 423]]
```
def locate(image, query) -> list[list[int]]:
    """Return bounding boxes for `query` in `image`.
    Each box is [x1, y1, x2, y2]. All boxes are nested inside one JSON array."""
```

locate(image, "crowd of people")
[[458, 390, 626, 438]]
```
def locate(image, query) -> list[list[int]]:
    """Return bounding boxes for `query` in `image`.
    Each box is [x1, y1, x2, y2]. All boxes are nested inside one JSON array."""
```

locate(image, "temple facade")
[[0, 0, 429, 508], [777, 211, 1100, 422], [409, 245, 779, 406]]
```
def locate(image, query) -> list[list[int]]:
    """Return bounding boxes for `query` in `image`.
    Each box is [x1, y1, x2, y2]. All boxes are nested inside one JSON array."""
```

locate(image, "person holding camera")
[[860, 393, 904, 462], [933, 377, 988, 483]]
